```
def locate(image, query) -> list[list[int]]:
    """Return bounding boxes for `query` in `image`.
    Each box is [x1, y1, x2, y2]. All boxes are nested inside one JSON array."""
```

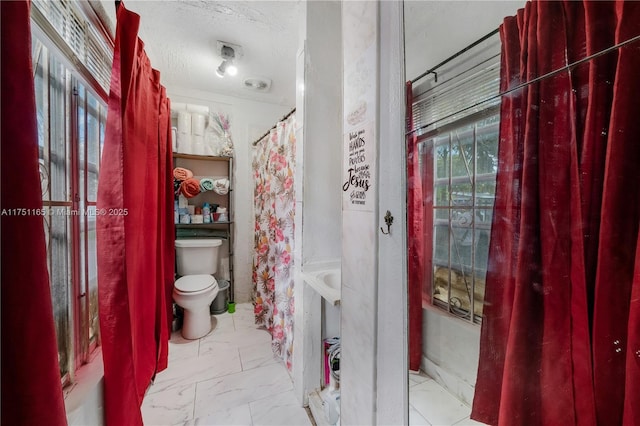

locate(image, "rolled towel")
[[180, 178, 201, 198], [199, 177, 215, 192], [173, 167, 193, 181], [213, 178, 230, 195]]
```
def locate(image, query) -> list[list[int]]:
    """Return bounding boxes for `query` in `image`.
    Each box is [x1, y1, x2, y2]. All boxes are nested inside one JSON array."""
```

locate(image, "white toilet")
[[174, 239, 223, 339]]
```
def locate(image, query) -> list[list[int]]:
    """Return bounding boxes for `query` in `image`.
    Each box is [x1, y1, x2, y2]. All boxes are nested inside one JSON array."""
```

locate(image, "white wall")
[[168, 87, 291, 303], [301, 0, 343, 266], [376, 1, 408, 424], [340, 2, 407, 424], [65, 351, 105, 425], [340, 2, 379, 422], [404, 1, 524, 80], [292, 0, 343, 407], [421, 309, 481, 405]]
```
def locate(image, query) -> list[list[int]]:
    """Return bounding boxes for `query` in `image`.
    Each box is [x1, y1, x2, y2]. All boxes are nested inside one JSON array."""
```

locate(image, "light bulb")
[[226, 63, 238, 76]]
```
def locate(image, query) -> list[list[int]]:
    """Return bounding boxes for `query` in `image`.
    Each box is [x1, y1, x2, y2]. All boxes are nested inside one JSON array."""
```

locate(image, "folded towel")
[[173, 167, 194, 181], [199, 177, 215, 192], [180, 178, 201, 198], [213, 178, 230, 195]]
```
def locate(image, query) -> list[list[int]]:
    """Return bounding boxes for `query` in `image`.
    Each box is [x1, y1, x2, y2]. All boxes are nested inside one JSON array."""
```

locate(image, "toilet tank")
[[175, 239, 223, 276]]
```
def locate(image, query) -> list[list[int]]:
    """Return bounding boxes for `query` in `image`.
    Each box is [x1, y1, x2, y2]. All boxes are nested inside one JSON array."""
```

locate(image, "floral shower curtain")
[[252, 114, 296, 371]]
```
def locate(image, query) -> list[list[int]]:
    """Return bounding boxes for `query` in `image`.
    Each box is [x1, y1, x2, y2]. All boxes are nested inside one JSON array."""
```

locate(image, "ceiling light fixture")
[[216, 44, 237, 78], [243, 77, 272, 92]]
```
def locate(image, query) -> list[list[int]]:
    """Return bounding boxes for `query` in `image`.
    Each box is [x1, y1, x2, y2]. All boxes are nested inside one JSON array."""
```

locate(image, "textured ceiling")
[[101, 0, 300, 106]]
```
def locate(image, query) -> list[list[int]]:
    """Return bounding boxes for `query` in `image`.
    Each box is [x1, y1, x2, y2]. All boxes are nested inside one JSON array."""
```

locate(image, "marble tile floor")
[[143, 302, 485, 426], [142, 303, 313, 426], [409, 371, 487, 426]]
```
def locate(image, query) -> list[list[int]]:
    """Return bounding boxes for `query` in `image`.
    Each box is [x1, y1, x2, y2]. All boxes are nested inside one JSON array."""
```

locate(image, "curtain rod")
[[252, 108, 296, 146], [410, 27, 500, 84], [407, 32, 640, 138]]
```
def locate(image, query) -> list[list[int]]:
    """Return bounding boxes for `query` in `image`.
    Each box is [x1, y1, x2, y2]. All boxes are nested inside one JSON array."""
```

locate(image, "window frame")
[[31, 1, 110, 385], [418, 106, 500, 324]]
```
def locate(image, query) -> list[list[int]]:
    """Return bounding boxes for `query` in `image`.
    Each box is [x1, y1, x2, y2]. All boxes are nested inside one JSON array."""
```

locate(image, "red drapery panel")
[[97, 3, 174, 425], [406, 81, 424, 371], [472, 1, 640, 425], [0, 2, 68, 424]]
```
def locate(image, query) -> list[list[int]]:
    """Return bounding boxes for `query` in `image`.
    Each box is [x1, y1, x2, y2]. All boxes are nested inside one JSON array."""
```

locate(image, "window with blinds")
[[30, 0, 110, 383], [32, 0, 113, 94], [411, 34, 501, 324], [412, 55, 500, 135]]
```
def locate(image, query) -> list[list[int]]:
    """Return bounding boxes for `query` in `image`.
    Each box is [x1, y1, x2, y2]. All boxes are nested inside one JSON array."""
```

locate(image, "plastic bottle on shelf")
[[203, 203, 211, 223], [217, 207, 228, 222]]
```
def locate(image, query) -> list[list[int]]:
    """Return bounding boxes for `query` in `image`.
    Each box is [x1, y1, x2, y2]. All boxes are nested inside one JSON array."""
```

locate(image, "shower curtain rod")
[[410, 27, 500, 84], [407, 32, 640, 137], [252, 107, 296, 146]]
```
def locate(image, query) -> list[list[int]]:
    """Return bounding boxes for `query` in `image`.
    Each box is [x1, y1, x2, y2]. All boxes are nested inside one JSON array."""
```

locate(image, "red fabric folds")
[[0, 1, 68, 424], [406, 81, 424, 371], [97, 3, 174, 425], [472, 1, 640, 425]]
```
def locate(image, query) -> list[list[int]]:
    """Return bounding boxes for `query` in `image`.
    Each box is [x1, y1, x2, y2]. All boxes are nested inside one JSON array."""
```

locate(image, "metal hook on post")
[[380, 210, 394, 235]]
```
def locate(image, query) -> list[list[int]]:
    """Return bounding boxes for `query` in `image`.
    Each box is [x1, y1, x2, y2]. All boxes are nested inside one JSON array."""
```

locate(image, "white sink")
[[301, 268, 341, 305]]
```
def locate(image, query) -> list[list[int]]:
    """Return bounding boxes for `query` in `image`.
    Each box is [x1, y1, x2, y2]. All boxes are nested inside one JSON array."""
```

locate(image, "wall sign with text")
[[343, 122, 375, 211]]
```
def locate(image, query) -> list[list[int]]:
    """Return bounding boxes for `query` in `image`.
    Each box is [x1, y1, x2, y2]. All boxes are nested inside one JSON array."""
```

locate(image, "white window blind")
[[410, 35, 502, 137], [32, 0, 113, 94]]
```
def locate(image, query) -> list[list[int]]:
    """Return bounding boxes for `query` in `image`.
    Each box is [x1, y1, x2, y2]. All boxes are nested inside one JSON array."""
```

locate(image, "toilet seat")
[[175, 274, 217, 293]]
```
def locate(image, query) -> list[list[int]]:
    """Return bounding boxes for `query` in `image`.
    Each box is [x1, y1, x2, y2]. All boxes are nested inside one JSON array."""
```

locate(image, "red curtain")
[[97, 3, 174, 425], [472, 1, 640, 425], [406, 82, 424, 371], [1, 1, 68, 424]]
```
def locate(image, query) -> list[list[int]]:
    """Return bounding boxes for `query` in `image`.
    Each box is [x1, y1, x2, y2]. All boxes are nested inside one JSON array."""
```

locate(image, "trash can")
[[210, 279, 230, 314]]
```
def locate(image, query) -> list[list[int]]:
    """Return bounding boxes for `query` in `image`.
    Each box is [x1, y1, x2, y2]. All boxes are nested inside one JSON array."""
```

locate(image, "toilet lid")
[[175, 274, 217, 293]]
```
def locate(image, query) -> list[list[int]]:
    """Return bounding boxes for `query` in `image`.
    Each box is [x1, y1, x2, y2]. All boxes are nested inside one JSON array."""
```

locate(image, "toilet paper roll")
[[171, 127, 178, 152], [191, 214, 204, 224], [177, 132, 192, 154], [177, 111, 192, 134], [192, 135, 205, 155], [187, 205, 195, 215], [186, 104, 210, 115], [192, 113, 206, 136]]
